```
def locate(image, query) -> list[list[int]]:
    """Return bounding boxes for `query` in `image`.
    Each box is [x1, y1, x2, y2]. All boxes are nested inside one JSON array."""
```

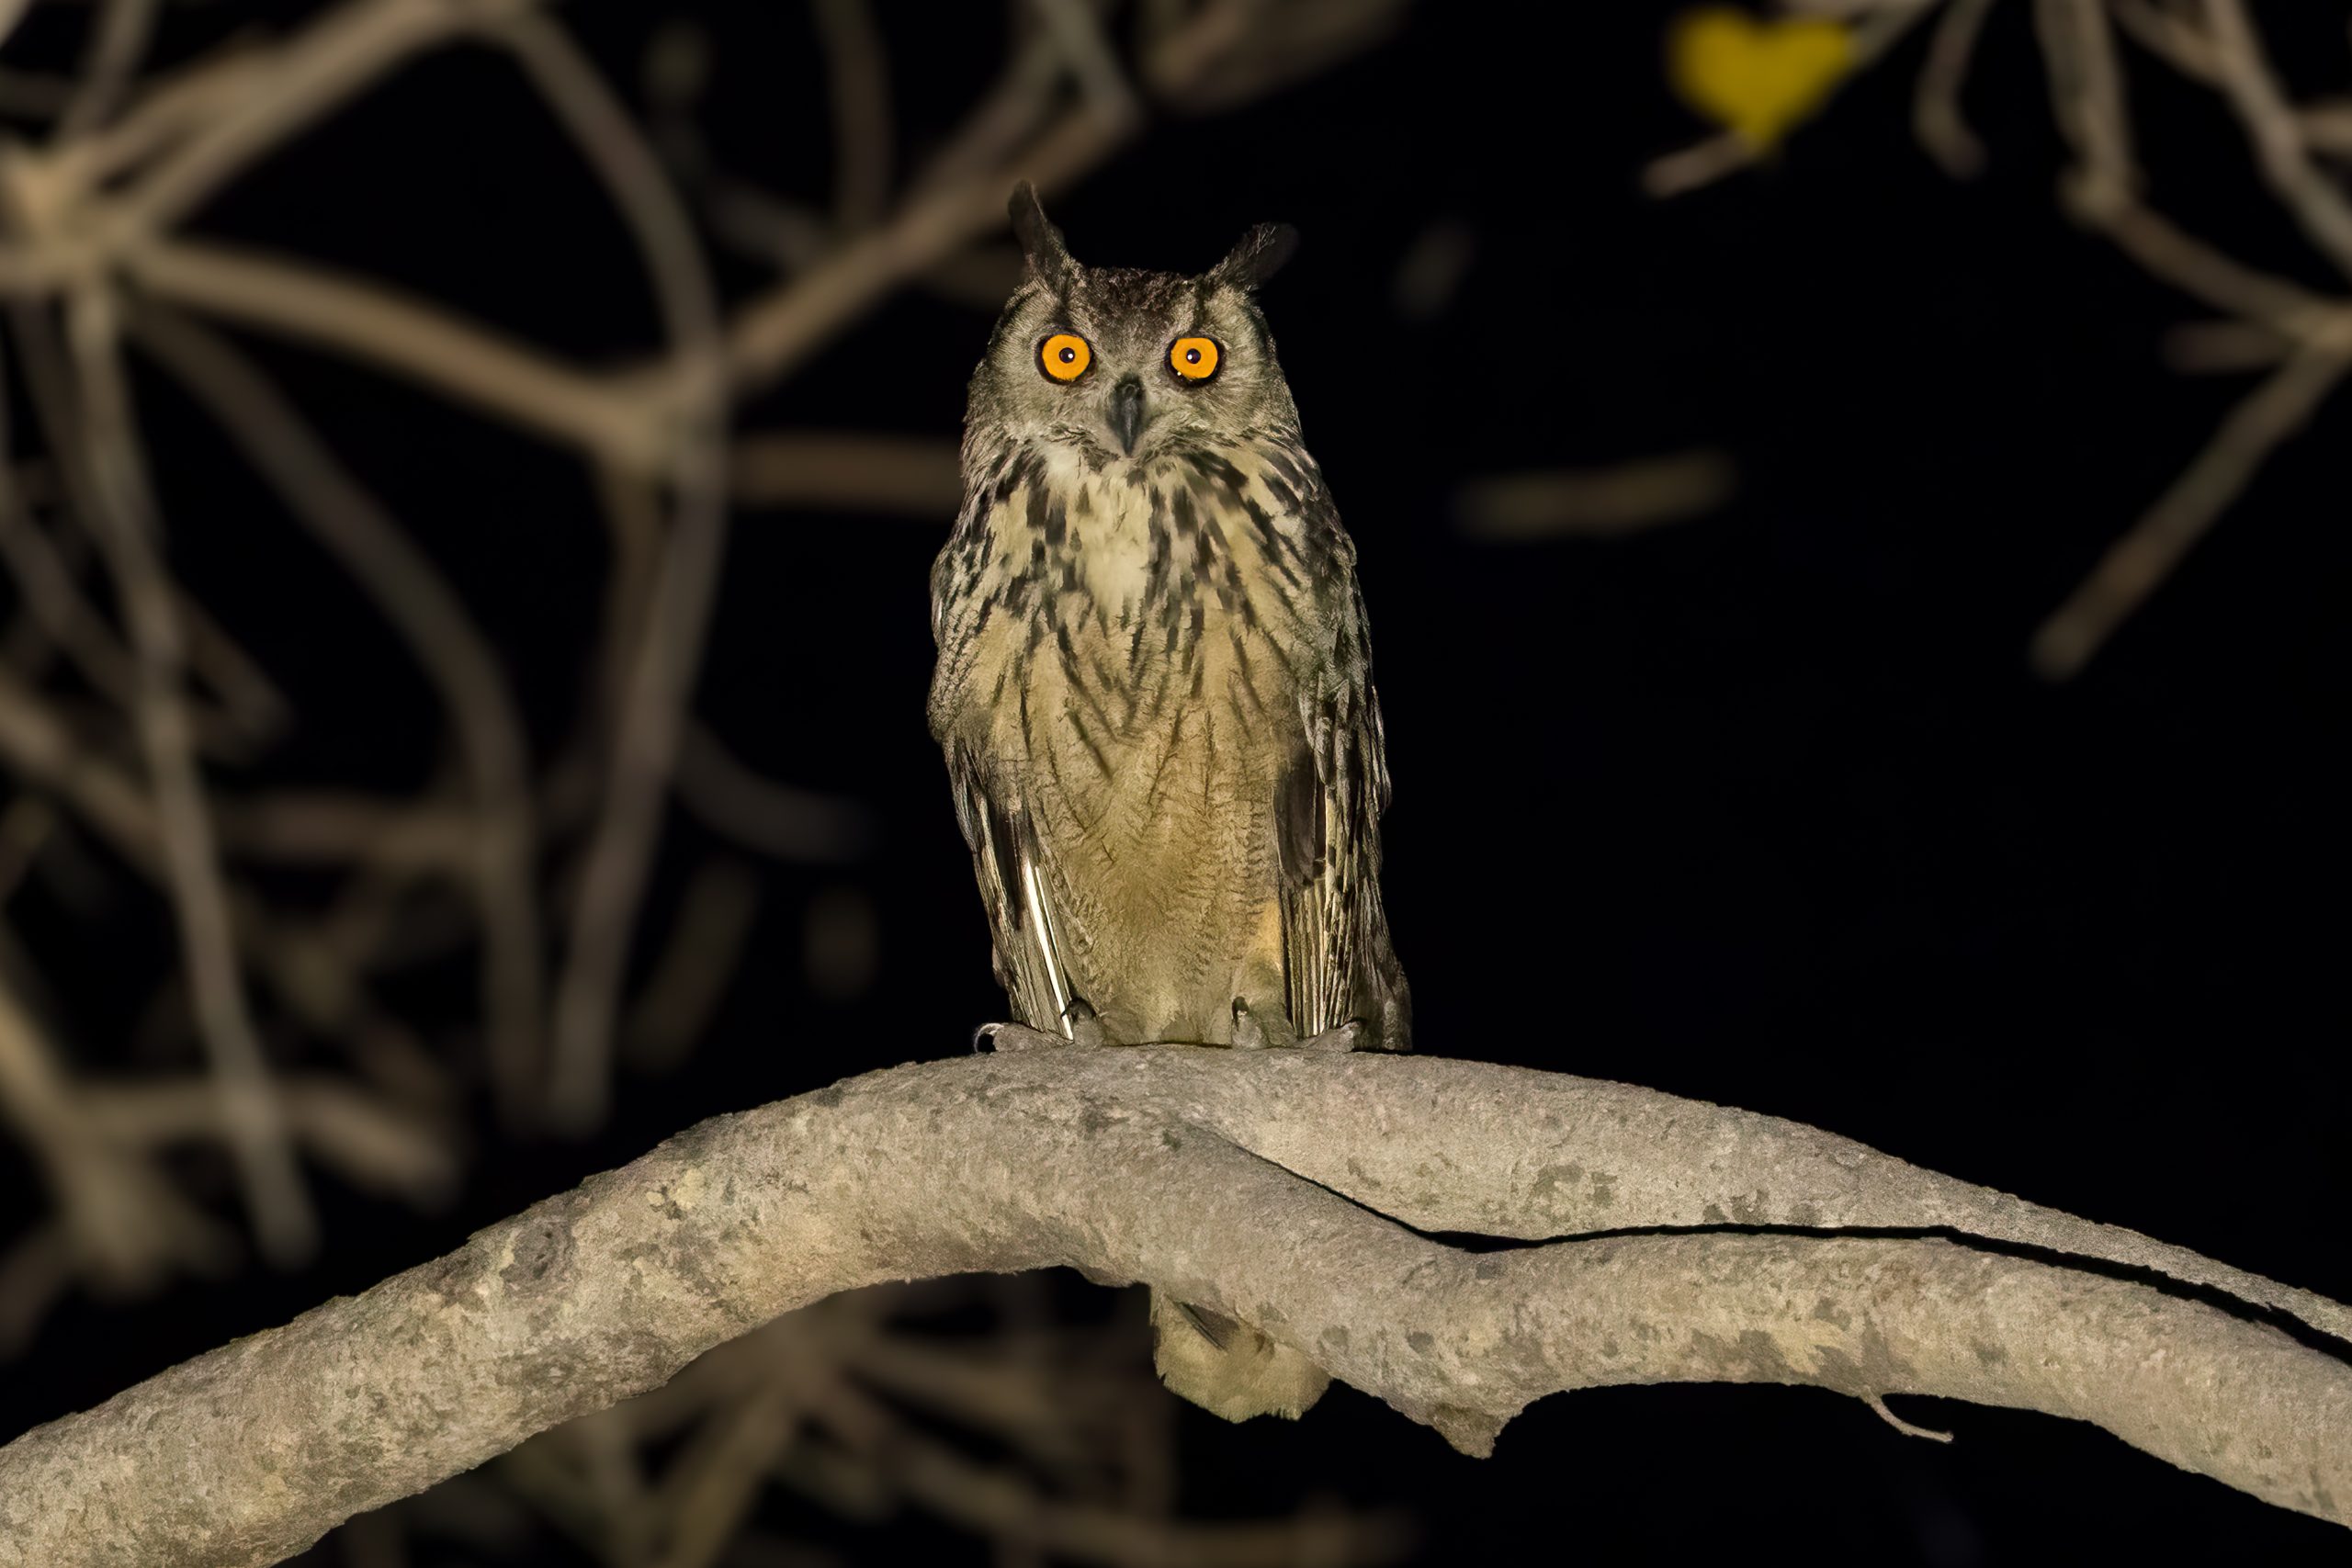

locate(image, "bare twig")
[[1915, 0, 1996, 176], [729, 431, 962, 515], [675, 723, 875, 863], [49, 291, 316, 1263], [121, 301, 548, 1129], [2031, 343, 2350, 676], [0, 67, 73, 118], [1027, 0, 1141, 130], [2071, 193, 2343, 337], [483, 10, 729, 1134], [802, 1363, 1396, 1568], [2161, 317, 2293, 373], [79, 1074, 458, 1205], [1454, 452, 1737, 539], [1640, 131, 1756, 200], [0, 798, 51, 907], [663, 0, 1376, 414], [620, 856, 761, 1073], [2199, 0, 2352, 281], [1649, 0, 2352, 674], [0, 693, 508, 877], [2109, 0, 2217, 79], [0, 1224, 73, 1358], [0, 437, 283, 757], [121, 239, 663, 468], [2037, 0, 2137, 206], [2, 0, 1402, 480], [0, 665, 160, 856], [103, 0, 540, 239], [53, 0, 164, 141], [809, 0, 893, 231], [1642, 4, 1937, 197], [21, 37, 277, 207], [0, 967, 236, 1292], [647, 1373, 799, 1568]]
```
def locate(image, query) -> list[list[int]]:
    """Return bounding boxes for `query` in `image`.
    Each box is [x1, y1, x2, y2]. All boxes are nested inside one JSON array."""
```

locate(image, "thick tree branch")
[[0, 1049, 2345, 1567]]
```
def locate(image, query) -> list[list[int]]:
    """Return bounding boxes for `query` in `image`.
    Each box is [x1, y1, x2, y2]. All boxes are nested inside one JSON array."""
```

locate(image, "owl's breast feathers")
[[930, 426, 1408, 1050], [931, 428, 1351, 734]]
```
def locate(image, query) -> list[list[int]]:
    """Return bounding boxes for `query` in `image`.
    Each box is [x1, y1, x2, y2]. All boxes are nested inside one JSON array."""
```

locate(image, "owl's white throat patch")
[[1035, 444, 1163, 621]]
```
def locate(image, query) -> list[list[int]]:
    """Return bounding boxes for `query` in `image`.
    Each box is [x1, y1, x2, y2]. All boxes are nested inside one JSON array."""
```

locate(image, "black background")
[[2, 2, 2346, 1562]]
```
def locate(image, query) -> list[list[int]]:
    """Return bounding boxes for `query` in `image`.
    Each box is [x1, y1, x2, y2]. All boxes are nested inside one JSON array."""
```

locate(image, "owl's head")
[[967, 182, 1301, 464]]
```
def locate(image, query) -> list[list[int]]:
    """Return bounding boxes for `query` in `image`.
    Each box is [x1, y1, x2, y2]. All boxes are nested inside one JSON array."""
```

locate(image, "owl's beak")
[[1105, 376, 1147, 456]]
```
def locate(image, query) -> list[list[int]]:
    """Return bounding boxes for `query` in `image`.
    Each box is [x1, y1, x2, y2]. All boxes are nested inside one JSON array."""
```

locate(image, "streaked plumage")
[[929, 185, 1408, 1419]]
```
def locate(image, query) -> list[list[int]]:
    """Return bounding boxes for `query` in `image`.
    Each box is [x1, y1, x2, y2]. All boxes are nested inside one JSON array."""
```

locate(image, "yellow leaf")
[[1668, 7, 1854, 150]]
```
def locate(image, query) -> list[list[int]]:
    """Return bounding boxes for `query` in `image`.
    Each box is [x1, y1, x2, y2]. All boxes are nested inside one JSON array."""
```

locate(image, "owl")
[[928, 184, 1410, 1421]]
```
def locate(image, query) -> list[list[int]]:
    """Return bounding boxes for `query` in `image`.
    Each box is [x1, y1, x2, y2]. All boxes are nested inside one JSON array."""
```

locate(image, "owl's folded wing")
[[1276, 671, 1411, 1050], [947, 740, 1074, 1033]]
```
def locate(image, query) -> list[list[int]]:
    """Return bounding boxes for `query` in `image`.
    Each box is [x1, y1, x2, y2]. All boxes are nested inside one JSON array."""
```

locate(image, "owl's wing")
[[947, 739, 1075, 1032], [1275, 591, 1412, 1051]]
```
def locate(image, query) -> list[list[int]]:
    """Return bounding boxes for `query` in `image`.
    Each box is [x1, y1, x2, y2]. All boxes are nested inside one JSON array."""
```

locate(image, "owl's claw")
[[989, 999, 1367, 1054], [974, 997, 1108, 1054], [1303, 1020, 1366, 1052], [974, 1021, 1069, 1054], [1063, 997, 1108, 1048], [1230, 998, 1366, 1052]]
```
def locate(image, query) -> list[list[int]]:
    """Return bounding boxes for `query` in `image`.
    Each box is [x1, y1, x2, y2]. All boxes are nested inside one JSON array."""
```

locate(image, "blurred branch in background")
[[469, 1283, 1397, 1568], [728, 431, 962, 516], [1454, 451, 1739, 541], [0, 0, 1413, 1561], [1648, 0, 2352, 678]]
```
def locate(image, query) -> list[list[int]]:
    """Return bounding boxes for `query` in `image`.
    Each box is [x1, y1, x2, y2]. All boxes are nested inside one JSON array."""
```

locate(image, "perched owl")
[[928, 184, 1410, 1422]]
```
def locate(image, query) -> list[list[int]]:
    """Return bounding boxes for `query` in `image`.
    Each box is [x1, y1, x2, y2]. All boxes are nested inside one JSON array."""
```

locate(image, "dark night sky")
[[3, 2, 2347, 1562]]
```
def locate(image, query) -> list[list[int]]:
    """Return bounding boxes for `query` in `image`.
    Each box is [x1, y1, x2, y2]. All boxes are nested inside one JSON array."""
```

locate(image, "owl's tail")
[[1149, 1289, 1330, 1422]]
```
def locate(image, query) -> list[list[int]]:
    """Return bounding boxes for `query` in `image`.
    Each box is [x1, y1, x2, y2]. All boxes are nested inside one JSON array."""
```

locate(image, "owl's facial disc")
[[981, 255, 1291, 465]]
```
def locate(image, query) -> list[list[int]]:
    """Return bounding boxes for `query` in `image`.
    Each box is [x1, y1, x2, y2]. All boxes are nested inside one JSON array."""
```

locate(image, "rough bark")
[[0, 1048, 2345, 1566]]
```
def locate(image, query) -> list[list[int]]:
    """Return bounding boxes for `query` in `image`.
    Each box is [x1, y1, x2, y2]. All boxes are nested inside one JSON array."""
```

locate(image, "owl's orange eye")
[[1169, 336, 1221, 382], [1038, 333, 1091, 382]]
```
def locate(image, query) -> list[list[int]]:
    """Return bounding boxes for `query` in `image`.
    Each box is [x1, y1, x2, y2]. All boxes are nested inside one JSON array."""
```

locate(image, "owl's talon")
[[1303, 1020, 1367, 1053], [977, 1021, 1069, 1054], [1063, 996, 1108, 1049]]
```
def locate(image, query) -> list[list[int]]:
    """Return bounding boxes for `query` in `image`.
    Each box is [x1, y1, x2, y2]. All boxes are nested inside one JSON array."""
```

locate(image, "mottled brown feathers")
[[929, 188, 1410, 1420]]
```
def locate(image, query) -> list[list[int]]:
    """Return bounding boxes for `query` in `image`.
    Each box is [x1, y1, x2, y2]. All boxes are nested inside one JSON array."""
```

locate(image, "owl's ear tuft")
[[1213, 222, 1300, 289], [1008, 181, 1076, 282]]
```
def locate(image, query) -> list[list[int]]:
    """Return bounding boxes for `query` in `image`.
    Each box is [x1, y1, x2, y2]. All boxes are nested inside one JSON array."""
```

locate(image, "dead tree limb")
[[0, 1048, 2345, 1567]]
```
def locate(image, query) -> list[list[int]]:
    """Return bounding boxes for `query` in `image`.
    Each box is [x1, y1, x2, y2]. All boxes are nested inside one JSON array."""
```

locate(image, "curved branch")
[[119, 239, 663, 469], [0, 1050, 2345, 1567], [106, 0, 542, 238]]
